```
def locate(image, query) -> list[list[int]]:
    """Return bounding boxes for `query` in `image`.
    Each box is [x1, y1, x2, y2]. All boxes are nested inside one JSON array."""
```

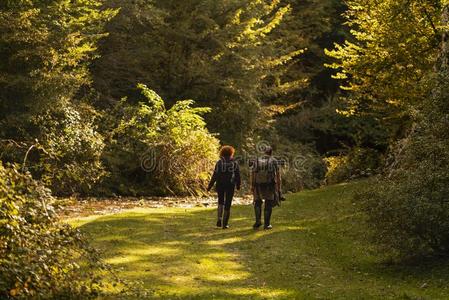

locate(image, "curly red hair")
[[219, 145, 235, 158]]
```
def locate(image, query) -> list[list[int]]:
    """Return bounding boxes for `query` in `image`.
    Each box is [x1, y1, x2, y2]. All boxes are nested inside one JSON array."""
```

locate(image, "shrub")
[[324, 147, 382, 185], [36, 106, 107, 195], [356, 172, 449, 258], [0, 106, 107, 196], [101, 84, 219, 196], [276, 142, 326, 191], [0, 163, 108, 299], [355, 71, 449, 258]]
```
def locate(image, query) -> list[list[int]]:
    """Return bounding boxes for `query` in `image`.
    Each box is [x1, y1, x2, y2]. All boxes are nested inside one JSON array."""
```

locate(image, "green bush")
[[36, 106, 107, 195], [0, 163, 108, 299], [101, 84, 219, 196], [324, 147, 382, 185], [276, 142, 326, 192], [357, 139, 449, 257], [356, 172, 449, 258], [355, 71, 449, 258]]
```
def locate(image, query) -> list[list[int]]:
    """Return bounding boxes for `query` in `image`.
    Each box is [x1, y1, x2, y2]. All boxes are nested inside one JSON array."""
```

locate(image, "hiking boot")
[[216, 220, 222, 227], [222, 209, 230, 229], [264, 205, 272, 230], [253, 205, 262, 229], [253, 222, 262, 229], [264, 224, 273, 230]]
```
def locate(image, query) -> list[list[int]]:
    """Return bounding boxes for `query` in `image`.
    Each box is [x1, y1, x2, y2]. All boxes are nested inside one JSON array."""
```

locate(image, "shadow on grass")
[[80, 211, 300, 298], [77, 183, 449, 299]]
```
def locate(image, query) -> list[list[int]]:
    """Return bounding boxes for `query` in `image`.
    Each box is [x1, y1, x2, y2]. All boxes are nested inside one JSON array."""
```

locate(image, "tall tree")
[[0, 0, 116, 194], [93, 0, 303, 146], [271, 0, 347, 103], [326, 0, 442, 138]]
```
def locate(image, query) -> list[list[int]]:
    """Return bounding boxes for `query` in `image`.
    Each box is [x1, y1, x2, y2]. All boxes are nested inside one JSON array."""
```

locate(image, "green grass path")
[[72, 182, 449, 299]]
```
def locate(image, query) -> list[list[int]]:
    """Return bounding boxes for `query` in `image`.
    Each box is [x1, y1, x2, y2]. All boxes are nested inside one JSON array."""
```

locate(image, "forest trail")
[[71, 182, 449, 299]]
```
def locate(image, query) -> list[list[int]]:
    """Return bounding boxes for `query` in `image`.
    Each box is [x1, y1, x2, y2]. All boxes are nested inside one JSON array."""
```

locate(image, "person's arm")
[[207, 161, 220, 191], [234, 162, 241, 190], [250, 159, 256, 193], [275, 162, 281, 192]]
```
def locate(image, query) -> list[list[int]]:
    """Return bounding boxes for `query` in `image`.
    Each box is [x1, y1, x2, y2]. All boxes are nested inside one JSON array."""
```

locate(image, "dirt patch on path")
[[56, 194, 254, 219]]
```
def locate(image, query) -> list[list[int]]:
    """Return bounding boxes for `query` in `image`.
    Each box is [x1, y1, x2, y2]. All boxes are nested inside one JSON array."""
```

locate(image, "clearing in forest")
[[71, 182, 449, 299]]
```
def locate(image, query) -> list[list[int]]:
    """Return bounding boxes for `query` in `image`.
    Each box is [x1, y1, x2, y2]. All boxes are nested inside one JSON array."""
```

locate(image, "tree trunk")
[[439, 4, 449, 70]]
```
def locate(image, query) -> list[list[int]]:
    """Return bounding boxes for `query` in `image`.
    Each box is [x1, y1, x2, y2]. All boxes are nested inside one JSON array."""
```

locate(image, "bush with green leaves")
[[101, 84, 219, 196], [0, 163, 109, 299], [357, 173, 449, 258], [355, 67, 449, 258], [0, 105, 107, 196], [324, 147, 382, 185], [36, 106, 107, 195], [274, 141, 325, 192]]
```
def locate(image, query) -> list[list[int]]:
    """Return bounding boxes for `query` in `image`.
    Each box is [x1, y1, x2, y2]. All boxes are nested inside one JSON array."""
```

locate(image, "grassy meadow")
[[71, 182, 449, 299]]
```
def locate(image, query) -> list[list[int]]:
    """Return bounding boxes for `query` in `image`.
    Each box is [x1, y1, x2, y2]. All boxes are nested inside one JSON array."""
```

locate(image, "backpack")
[[254, 157, 276, 184], [217, 159, 236, 185]]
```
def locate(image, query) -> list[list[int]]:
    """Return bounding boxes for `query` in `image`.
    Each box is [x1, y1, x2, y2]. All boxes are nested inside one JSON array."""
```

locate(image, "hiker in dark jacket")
[[207, 145, 241, 229], [251, 146, 281, 230]]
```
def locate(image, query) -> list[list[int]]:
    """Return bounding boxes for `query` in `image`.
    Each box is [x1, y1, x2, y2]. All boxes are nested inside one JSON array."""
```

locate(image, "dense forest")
[[1, 0, 449, 298], [1, 0, 352, 197]]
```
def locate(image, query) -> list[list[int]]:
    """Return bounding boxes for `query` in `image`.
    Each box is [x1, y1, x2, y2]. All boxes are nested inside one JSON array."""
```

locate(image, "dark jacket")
[[208, 157, 241, 190]]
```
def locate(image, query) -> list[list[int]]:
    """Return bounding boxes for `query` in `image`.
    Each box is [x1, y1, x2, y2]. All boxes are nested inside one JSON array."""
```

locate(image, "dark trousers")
[[217, 185, 235, 210], [254, 198, 275, 227], [254, 198, 275, 209]]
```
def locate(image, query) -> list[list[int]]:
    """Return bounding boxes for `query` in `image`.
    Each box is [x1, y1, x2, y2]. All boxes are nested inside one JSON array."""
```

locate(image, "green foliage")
[[37, 105, 107, 195], [271, 0, 347, 102], [93, 0, 303, 147], [0, 0, 116, 195], [357, 173, 449, 258], [338, 1, 449, 257], [280, 143, 326, 192], [356, 66, 449, 257], [326, 0, 442, 135], [324, 147, 382, 185], [102, 85, 219, 196], [274, 97, 387, 188], [275, 97, 390, 152], [0, 163, 107, 299]]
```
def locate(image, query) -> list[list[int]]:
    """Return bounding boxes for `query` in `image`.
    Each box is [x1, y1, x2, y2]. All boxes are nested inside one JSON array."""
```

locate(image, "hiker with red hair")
[[207, 145, 241, 229]]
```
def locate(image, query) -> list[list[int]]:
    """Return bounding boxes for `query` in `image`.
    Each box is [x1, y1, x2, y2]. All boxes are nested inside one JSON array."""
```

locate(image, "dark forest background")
[[1, 0, 380, 197]]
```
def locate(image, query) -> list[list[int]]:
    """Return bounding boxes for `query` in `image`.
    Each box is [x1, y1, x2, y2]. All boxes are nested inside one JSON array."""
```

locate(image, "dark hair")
[[219, 145, 235, 158]]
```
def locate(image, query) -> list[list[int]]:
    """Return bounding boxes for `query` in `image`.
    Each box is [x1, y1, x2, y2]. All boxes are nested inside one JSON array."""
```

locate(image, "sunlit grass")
[[72, 181, 449, 299]]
